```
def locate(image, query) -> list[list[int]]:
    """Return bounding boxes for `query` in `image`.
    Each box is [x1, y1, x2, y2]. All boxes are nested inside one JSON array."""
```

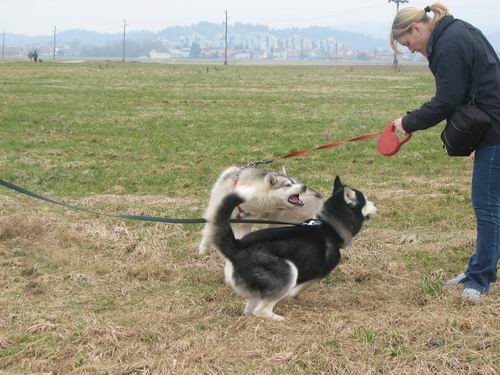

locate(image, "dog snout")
[[301, 185, 306, 193]]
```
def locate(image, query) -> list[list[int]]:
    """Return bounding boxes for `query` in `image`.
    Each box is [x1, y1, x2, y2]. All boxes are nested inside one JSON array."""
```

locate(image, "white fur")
[[199, 166, 323, 255], [343, 187, 357, 206], [225, 259, 298, 321], [233, 186, 258, 202], [287, 279, 318, 298], [343, 186, 377, 218], [362, 199, 377, 218]]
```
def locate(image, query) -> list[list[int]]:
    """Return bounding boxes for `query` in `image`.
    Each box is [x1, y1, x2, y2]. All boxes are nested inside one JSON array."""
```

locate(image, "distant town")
[[146, 32, 402, 63], [3, 21, 499, 63]]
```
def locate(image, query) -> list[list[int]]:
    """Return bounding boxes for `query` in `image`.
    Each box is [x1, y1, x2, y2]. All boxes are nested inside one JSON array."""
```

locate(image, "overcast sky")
[[2, 0, 500, 38]]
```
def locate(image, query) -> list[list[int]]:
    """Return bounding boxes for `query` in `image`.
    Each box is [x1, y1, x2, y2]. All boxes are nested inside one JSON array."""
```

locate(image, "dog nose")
[[301, 185, 306, 193]]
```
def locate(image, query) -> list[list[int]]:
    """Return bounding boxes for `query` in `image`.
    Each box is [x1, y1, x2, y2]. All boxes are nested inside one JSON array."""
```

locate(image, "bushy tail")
[[212, 193, 246, 260]]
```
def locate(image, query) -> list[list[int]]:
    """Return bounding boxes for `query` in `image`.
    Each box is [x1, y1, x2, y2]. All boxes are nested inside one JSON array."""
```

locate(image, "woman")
[[389, 3, 500, 300]]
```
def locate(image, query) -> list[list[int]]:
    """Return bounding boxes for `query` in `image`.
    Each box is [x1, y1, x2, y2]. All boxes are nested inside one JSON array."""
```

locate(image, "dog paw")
[[253, 311, 285, 321], [271, 314, 285, 321], [198, 244, 210, 255]]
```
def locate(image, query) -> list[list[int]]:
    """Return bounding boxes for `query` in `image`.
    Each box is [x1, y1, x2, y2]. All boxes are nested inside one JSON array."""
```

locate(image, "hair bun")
[[424, 5, 431, 12]]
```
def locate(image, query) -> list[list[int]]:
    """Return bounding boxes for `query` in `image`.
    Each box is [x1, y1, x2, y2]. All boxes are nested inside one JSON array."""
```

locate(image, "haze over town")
[[3, 0, 500, 37], [2, 0, 500, 62]]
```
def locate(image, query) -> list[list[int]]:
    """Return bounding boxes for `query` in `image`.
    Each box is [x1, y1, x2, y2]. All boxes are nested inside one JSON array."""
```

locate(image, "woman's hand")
[[393, 118, 409, 139]]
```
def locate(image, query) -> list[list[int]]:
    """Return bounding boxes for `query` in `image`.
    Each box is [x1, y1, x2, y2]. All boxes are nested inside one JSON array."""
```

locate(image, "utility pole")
[[53, 26, 56, 60], [122, 20, 127, 62], [224, 11, 228, 65], [1, 30, 5, 59], [388, 0, 409, 69]]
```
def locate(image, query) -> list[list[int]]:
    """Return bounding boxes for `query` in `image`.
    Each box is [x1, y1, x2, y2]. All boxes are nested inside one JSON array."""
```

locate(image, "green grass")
[[0, 61, 472, 226], [1, 61, 440, 197], [0, 60, 498, 374]]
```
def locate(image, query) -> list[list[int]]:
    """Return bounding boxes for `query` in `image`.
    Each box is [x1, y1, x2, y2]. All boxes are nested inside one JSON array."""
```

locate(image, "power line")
[[53, 26, 56, 60], [388, 0, 409, 70], [122, 20, 127, 62], [224, 11, 228, 65], [1, 30, 5, 59]]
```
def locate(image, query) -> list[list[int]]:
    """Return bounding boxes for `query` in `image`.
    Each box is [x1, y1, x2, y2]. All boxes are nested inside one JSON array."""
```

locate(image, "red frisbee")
[[376, 122, 412, 156]]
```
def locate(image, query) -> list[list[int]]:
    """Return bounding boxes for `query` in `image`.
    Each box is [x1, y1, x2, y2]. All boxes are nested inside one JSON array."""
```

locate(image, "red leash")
[[248, 122, 413, 167], [249, 131, 382, 167], [376, 122, 412, 156]]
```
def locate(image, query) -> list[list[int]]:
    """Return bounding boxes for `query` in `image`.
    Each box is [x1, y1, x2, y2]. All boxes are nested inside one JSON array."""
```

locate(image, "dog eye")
[[284, 183, 292, 187]]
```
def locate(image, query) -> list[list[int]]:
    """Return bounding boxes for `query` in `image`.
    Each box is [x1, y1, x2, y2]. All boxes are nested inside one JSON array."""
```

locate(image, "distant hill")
[[270, 26, 387, 51], [160, 22, 389, 51], [5, 22, 389, 51], [7, 23, 499, 52], [5, 29, 156, 47]]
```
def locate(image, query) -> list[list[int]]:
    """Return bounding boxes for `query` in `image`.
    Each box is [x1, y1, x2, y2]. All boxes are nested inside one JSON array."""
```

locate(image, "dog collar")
[[302, 219, 322, 226]]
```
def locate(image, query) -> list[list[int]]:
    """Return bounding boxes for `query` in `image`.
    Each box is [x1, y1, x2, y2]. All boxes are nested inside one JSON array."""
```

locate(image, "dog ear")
[[265, 173, 278, 186], [343, 187, 357, 207], [280, 165, 288, 176], [333, 176, 343, 193]]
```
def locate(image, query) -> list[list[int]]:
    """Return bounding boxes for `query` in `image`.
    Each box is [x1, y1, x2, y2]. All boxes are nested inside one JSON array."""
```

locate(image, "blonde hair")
[[390, 3, 450, 53]]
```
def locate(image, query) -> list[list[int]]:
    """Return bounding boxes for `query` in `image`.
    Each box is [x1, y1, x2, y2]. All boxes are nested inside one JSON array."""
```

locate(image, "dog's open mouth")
[[288, 194, 304, 206]]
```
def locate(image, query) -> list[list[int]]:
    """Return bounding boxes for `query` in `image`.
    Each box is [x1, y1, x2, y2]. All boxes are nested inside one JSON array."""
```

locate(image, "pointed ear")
[[333, 176, 343, 193], [343, 187, 357, 207], [280, 165, 287, 176], [265, 173, 278, 186]]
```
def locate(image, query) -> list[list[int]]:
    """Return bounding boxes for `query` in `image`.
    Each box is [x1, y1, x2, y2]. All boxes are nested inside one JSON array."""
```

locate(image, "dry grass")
[[0, 62, 498, 373], [1, 190, 498, 374]]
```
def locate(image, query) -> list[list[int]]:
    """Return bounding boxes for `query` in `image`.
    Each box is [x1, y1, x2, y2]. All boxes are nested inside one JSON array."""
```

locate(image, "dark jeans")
[[466, 143, 500, 293]]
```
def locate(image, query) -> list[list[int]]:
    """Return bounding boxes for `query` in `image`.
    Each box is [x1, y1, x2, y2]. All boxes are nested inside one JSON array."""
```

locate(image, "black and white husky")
[[212, 176, 377, 321], [199, 166, 323, 255]]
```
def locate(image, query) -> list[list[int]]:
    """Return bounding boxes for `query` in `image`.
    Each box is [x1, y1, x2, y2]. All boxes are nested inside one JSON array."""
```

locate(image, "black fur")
[[212, 176, 375, 319]]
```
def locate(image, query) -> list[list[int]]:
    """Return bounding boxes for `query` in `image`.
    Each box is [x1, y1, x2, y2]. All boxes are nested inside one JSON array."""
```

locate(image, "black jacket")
[[402, 15, 500, 145]]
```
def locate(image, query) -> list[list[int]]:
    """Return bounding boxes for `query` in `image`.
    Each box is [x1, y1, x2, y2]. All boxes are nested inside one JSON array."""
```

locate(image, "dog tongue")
[[288, 195, 303, 206]]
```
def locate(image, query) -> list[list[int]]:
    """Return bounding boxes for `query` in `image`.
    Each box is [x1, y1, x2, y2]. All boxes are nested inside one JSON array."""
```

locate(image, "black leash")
[[0, 178, 303, 226]]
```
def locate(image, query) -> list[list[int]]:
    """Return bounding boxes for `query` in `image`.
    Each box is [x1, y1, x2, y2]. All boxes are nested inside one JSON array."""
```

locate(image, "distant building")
[[233, 52, 251, 60], [149, 49, 172, 59], [201, 49, 221, 58], [248, 32, 277, 51], [170, 48, 190, 58], [250, 50, 268, 60], [271, 49, 288, 61], [228, 33, 242, 48]]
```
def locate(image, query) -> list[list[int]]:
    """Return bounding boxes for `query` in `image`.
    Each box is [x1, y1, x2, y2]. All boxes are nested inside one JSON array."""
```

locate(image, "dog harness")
[[302, 219, 322, 226]]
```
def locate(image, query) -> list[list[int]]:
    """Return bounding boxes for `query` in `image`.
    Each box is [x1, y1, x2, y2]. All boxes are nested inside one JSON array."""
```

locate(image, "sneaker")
[[446, 273, 466, 286], [462, 287, 482, 301]]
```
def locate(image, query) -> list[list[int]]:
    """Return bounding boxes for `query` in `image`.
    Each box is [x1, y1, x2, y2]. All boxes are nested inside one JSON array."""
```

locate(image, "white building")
[[149, 49, 172, 59], [248, 32, 278, 51]]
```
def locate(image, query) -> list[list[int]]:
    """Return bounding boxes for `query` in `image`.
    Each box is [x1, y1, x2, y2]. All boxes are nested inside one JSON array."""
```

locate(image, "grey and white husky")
[[212, 176, 377, 320], [198, 165, 323, 255]]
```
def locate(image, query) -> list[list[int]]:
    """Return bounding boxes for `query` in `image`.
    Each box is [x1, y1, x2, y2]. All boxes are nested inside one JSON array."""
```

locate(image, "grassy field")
[[0, 60, 498, 374]]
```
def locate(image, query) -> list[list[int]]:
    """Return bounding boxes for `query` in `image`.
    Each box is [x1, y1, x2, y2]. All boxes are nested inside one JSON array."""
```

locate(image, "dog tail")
[[212, 188, 253, 259]]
